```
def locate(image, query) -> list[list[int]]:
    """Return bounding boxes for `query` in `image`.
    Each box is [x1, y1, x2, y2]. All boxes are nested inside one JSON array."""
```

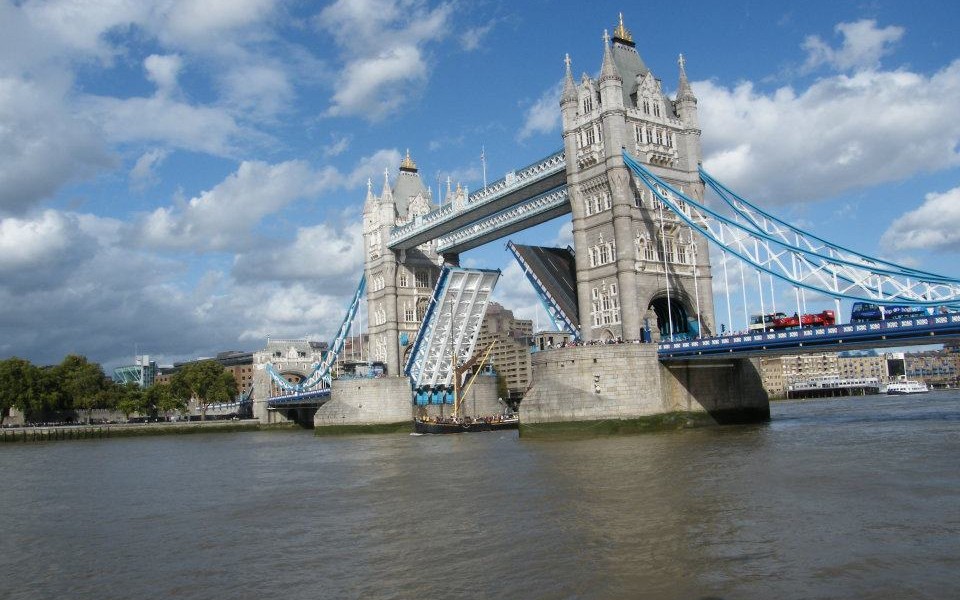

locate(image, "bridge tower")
[[362, 152, 451, 377], [561, 15, 715, 342]]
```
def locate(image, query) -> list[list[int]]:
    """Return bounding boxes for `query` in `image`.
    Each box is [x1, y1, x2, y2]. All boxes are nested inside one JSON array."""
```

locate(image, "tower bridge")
[[250, 14, 960, 433]]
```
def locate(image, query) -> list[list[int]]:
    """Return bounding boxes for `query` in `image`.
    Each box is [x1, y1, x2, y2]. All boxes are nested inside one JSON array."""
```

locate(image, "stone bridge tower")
[[362, 152, 452, 377], [561, 15, 715, 342]]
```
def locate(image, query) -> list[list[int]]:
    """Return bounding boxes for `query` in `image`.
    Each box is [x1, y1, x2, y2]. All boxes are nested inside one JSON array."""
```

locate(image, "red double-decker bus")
[[771, 310, 836, 330]]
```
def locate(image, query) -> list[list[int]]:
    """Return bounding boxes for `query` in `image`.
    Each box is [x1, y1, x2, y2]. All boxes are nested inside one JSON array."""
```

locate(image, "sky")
[[2, 0, 960, 370]]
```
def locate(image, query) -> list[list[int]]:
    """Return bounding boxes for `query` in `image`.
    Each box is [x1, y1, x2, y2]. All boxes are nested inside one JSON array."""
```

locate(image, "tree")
[[170, 361, 237, 420], [56, 355, 111, 423], [115, 382, 146, 420], [0, 357, 43, 423], [146, 383, 186, 417]]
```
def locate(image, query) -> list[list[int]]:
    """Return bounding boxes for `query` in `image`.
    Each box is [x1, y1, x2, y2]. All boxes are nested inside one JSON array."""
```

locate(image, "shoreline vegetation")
[[0, 419, 287, 443]]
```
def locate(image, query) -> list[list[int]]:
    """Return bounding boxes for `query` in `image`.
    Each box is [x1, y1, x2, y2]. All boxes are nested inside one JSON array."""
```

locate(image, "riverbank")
[[0, 419, 281, 443]]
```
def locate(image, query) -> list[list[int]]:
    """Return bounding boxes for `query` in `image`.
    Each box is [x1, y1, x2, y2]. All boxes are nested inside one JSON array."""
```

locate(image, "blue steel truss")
[[623, 151, 960, 307], [265, 275, 366, 395], [506, 241, 579, 338], [699, 167, 952, 282], [404, 267, 500, 397]]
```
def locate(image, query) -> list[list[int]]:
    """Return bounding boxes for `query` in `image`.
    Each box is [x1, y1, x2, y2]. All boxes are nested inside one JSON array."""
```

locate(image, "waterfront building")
[[153, 350, 257, 396], [837, 351, 887, 383], [112, 355, 157, 388], [475, 302, 533, 402], [759, 347, 957, 397], [906, 348, 958, 387], [759, 352, 842, 399]]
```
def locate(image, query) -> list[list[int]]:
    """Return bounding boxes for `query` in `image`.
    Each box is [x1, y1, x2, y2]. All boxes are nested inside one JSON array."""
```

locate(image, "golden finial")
[[613, 12, 633, 43], [400, 148, 417, 172]]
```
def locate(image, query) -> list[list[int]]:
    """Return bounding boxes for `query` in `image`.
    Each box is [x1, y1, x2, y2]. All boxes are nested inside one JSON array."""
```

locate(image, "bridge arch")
[[648, 290, 697, 339], [270, 368, 307, 396]]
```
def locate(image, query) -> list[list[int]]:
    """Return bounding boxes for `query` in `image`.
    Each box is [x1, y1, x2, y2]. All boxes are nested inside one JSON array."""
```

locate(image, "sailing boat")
[[413, 340, 518, 434]]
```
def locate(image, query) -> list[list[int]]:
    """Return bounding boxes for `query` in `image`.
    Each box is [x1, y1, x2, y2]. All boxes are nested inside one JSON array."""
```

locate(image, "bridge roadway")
[[266, 314, 960, 405], [658, 313, 960, 360], [266, 388, 330, 409]]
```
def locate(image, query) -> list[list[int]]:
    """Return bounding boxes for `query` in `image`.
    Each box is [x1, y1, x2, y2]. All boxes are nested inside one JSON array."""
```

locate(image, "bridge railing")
[[658, 313, 960, 358]]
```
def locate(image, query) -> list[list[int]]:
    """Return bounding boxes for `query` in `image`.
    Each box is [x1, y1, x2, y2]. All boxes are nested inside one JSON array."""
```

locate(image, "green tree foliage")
[[55, 355, 112, 422], [170, 360, 237, 419], [115, 382, 145, 419], [145, 382, 186, 416], [0, 357, 43, 421]]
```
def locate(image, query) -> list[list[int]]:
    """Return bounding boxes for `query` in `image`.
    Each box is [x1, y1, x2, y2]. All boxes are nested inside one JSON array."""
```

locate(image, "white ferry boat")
[[884, 380, 929, 395]]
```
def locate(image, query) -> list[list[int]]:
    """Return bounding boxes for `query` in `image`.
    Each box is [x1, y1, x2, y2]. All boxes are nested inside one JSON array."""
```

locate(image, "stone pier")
[[314, 376, 412, 434], [519, 344, 768, 436]]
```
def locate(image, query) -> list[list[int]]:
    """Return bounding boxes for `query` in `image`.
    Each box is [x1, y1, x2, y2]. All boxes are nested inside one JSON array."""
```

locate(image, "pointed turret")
[[560, 53, 579, 134], [561, 53, 577, 104], [599, 29, 620, 85], [675, 53, 699, 130], [676, 53, 696, 103], [674, 53, 701, 170], [363, 177, 378, 213], [380, 167, 393, 203]]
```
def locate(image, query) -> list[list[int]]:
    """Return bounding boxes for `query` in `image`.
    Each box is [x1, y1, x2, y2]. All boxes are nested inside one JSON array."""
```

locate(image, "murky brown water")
[[1, 392, 958, 599]]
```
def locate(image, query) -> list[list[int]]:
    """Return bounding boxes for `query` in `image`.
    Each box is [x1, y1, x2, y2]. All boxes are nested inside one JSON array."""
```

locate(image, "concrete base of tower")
[[253, 398, 301, 426], [519, 345, 768, 437], [314, 376, 413, 434]]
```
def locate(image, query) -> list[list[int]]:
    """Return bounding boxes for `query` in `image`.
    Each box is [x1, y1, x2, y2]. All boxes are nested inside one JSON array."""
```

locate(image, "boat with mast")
[[413, 340, 518, 434]]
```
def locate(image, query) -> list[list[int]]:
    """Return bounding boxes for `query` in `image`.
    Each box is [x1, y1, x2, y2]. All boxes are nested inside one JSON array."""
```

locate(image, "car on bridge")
[[749, 312, 786, 332]]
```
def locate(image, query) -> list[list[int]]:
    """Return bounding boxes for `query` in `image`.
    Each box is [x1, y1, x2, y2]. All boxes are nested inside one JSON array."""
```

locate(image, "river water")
[[1, 392, 958, 599]]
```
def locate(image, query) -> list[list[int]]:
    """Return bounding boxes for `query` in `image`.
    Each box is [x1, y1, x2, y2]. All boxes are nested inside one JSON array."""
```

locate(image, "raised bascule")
[[249, 14, 960, 432]]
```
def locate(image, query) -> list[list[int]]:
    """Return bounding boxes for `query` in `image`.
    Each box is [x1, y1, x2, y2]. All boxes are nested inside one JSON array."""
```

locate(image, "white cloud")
[[490, 261, 541, 324], [551, 221, 572, 247], [803, 20, 904, 73], [19, 0, 148, 63], [316, 0, 452, 120], [323, 134, 352, 157], [346, 148, 403, 189], [161, 0, 278, 48], [881, 186, 960, 252], [82, 94, 246, 156], [326, 45, 427, 121], [138, 159, 339, 252], [145, 54, 183, 96], [130, 148, 170, 191], [517, 80, 562, 141], [462, 20, 495, 52], [233, 221, 364, 283], [697, 59, 960, 204], [220, 63, 294, 117], [0, 75, 113, 215], [0, 211, 94, 286]]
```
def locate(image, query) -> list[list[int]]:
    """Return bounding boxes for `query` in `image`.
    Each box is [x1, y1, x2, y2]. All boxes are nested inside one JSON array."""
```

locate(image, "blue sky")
[[2, 0, 960, 368]]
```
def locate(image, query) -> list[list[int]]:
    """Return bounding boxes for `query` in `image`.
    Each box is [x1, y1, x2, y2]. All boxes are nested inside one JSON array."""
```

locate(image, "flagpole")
[[481, 146, 487, 189]]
